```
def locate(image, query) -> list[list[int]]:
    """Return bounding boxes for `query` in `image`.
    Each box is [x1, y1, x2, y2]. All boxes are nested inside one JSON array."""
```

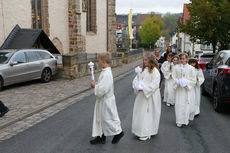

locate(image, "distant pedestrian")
[[90, 53, 124, 145], [132, 52, 161, 141], [172, 53, 196, 128], [188, 59, 205, 117], [154, 48, 164, 66], [164, 47, 176, 62]]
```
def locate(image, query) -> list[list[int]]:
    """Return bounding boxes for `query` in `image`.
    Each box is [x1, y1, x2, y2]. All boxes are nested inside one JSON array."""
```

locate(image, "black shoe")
[[0, 108, 9, 117], [0, 112, 3, 117], [112, 131, 124, 144], [90, 135, 106, 145], [195, 114, 200, 118]]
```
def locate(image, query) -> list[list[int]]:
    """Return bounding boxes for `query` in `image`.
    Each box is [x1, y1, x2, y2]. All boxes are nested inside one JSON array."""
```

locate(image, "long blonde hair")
[[142, 52, 159, 73]]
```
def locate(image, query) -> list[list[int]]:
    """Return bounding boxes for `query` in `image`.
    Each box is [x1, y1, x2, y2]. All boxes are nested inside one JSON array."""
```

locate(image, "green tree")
[[139, 13, 163, 49], [178, 0, 230, 53], [163, 13, 181, 41]]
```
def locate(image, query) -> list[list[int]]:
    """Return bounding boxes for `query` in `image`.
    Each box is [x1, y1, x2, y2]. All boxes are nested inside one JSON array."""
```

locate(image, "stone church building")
[[0, 0, 117, 54]]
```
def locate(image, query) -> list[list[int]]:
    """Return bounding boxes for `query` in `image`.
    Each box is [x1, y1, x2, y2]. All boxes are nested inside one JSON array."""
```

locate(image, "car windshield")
[[199, 57, 213, 62], [0, 52, 14, 64]]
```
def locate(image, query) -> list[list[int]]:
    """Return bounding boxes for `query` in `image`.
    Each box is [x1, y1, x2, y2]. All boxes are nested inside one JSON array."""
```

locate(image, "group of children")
[[161, 53, 204, 127], [89, 51, 204, 144]]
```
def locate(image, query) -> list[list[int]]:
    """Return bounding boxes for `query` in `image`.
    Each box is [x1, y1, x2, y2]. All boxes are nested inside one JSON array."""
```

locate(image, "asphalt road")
[[0, 72, 230, 153]]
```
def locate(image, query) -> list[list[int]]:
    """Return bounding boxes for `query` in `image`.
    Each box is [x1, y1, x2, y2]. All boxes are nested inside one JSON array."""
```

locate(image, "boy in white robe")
[[90, 53, 124, 144], [161, 53, 173, 106], [132, 53, 161, 141], [188, 59, 205, 117], [172, 53, 196, 127]]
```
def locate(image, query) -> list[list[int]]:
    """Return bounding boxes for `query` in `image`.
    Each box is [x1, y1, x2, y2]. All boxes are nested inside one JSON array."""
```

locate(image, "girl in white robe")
[[90, 53, 124, 145], [161, 53, 175, 106], [188, 59, 205, 117], [132, 53, 161, 141], [172, 53, 196, 127], [167, 56, 179, 106]]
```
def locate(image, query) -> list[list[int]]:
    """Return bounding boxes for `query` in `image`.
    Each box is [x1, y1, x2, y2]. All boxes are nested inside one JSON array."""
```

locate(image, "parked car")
[[198, 53, 215, 70], [202, 50, 230, 112], [0, 49, 57, 90], [195, 50, 203, 57]]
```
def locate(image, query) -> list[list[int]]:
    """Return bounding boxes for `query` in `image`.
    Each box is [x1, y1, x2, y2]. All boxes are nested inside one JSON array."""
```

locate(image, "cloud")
[[116, 0, 190, 14]]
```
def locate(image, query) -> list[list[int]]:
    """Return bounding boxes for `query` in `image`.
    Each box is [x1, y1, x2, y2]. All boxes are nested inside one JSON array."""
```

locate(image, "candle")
[[88, 61, 95, 82], [135, 66, 142, 81]]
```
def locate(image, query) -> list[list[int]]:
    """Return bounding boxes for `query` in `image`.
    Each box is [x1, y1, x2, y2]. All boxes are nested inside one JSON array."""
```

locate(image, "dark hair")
[[166, 47, 172, 54], [188, 58, 200, 69], [167, 53, 173, 58]]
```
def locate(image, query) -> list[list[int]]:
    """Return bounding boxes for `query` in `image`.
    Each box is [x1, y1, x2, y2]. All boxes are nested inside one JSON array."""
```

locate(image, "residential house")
[[177, 4, 212, 55]]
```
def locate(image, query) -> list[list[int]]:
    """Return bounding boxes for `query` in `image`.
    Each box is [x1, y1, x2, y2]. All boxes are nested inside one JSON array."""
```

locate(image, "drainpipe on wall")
[[183, 33, 185, 53], [1, 0, 6, 39], [106, 0, 108, 52]]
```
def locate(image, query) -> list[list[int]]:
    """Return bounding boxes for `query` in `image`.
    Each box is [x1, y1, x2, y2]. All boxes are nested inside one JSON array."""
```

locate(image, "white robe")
[[132, 67, 161, 137], [92, 67, 122, 137], [172, 64, 196, 125], [194, 69, 205, 115], [161, 61, 170, 103], [161, 61, 175, 104]]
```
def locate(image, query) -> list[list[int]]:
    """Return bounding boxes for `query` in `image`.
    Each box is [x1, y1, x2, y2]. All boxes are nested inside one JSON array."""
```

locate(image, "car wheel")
[[41, 68, 52, 83], [0, 77, 3, 91], [213, 86, 223, 112]]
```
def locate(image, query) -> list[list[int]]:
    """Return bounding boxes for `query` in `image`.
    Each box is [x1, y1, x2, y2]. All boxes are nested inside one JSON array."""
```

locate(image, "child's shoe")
[[112, 131, 124, 144], [139, 136, 151, 141], [90, 135, 106, 145], [177, 123, 182, 128]]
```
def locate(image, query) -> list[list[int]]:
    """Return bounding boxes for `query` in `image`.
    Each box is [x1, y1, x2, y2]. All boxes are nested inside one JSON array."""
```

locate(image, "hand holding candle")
[[88, 61, 95, 82], [134, 66, 145, 91]]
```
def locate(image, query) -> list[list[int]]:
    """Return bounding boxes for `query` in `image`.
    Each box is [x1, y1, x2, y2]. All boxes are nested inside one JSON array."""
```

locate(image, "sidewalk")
[[0, 59, 142, 130]]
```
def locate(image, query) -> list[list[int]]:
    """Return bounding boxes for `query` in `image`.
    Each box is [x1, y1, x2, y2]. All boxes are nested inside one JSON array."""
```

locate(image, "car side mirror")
[[10, 61, 18, 66]]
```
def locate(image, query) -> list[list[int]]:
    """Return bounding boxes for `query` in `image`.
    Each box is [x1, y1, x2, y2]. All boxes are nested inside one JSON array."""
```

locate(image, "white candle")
[[135, 66, 142, 81], [88, 61, 95, 82]]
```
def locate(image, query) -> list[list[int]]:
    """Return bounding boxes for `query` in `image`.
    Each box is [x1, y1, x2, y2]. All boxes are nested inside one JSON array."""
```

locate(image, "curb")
[[0, 62, 141, 130]]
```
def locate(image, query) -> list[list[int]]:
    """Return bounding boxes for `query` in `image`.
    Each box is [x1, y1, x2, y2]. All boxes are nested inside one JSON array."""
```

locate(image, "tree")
[[139, 13, 163, 49], [162, 13, 182, 41], [178, 0, 230, 53]]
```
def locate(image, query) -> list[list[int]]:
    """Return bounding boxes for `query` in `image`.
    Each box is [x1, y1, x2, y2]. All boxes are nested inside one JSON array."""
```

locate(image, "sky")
[[116, 0, 190, 14]]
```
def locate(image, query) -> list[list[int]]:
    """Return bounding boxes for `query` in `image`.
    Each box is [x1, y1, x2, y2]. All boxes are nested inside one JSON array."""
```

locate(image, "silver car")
[[0, 49, 57, 90]]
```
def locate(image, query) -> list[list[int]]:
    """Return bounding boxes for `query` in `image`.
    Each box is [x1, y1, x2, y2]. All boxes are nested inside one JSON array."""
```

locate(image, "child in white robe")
[[188, 59, 205, 117], [161, 53, 173, 106], [90, 53, 124, 144], [172, 53, 196, 127], [167, 56, 179, 106], [132, 53, 161, 141]]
